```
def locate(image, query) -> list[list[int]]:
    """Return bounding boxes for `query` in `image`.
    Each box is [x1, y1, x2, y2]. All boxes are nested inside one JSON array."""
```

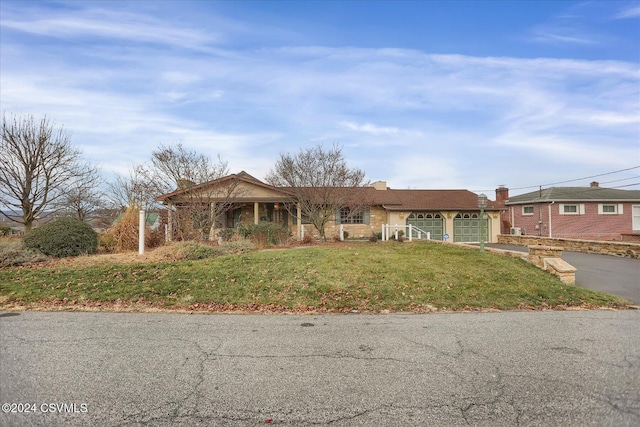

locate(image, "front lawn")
[[0, 242, 630, 312]]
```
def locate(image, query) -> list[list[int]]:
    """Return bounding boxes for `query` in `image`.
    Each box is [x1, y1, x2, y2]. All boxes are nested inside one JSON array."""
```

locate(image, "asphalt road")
[[485, 244, 640, 304], [1, 311, 639, 426]]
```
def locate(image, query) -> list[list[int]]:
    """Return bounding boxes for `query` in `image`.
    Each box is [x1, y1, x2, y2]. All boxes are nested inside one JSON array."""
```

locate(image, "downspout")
[[510, 206, 514, 230], [548, 201, 555, 238], [538, 186, 543, 236], [538, 203, 543, 236]]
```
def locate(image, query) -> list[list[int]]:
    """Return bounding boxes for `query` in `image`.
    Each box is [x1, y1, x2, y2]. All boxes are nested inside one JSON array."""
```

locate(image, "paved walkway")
[[486, 244, 640, 304]]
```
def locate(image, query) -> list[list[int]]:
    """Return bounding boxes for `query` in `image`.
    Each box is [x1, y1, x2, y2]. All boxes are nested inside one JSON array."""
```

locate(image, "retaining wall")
[[498, 235, 640, 259]]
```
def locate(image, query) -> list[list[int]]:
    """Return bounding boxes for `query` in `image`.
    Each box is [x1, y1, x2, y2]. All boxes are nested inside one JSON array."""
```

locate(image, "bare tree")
[[106, 166, 159, 214], [56, 163, 104, 222], [0, 113, 93, 232], [148, 143, 239, 241], [265, 144, 369, 241]]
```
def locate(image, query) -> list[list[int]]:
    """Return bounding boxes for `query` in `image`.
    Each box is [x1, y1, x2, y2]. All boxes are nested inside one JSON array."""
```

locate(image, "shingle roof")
[[382, 189, 501, 211], [505, 187, 640, 204], [156, 171, 292, 202], [157, 172, 502, 210]]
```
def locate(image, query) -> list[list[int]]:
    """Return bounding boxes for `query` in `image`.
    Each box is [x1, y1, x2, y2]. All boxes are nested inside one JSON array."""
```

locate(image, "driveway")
[[486, 244, 640, 304], [1, 311, 639, 426]]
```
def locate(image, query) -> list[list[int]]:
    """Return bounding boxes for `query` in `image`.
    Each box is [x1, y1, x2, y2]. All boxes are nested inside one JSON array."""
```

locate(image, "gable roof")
[[156, 171, 292, 202], [156, 172, 502, 211], [505, 187, 640, 205]]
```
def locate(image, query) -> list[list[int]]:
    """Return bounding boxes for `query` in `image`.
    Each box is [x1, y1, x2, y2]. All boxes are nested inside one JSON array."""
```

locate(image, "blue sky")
[[1, 0, 639, 196]]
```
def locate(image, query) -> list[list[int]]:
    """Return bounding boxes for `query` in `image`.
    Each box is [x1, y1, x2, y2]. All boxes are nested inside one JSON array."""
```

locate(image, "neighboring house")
[[156, 171, 504, 243], [502, 182, 640, 241], [112, 211, 161, 231]]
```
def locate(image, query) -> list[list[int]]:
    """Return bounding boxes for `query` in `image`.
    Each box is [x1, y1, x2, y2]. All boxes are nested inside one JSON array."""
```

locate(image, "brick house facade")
[[156, 172, 504, 243], [502, 183, 640, 242]]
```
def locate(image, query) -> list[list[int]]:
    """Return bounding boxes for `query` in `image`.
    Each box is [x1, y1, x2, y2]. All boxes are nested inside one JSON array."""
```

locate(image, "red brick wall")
[[495, 187, 510, 234], [508, 202, 637, 241]]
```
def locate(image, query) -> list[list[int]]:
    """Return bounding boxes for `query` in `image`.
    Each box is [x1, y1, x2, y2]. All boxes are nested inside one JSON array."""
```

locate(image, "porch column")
[[254, 202, 259, 224], [297, 203, 302, 239], [167, 202, 173, 242], [209, 201, 216, 240]]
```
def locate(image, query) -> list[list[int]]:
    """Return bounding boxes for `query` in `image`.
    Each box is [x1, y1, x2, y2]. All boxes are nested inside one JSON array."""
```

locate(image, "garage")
[[453, 212, 488, 243], [406, 213, 443, 240]]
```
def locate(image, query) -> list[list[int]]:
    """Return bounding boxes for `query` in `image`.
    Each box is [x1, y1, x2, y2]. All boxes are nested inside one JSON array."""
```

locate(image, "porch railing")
[[381, 224, 431, 241]]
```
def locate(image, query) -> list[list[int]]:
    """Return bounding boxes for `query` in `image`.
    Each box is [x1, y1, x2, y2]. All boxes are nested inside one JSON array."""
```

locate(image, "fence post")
[[139, 210, 145, 255], [301, 224, 305, 240], [394, 225, 398, 240], [340, 224, 344, 241], [427, 232, 431, 240], [409, 224, 413, 241]]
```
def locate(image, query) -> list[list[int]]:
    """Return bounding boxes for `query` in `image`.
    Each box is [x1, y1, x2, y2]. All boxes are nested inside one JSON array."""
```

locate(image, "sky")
[[1, 0, 639, 197]]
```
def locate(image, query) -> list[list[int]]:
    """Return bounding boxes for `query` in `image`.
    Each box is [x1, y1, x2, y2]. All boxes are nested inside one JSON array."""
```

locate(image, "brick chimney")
[[495, 185, 509, 206], [495, 186, 510, 235], [590, 181, 599, 187]]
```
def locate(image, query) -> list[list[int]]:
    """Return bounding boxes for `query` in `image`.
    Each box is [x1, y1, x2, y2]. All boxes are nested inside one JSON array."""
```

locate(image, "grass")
[[0, 242, 630, 312]]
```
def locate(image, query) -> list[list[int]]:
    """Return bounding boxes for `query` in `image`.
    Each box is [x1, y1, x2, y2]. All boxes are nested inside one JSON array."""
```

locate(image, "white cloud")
[[614, 5, 640, 19], [1, 2, 638, 191], [1, 9, 217, 50], [340, 121, 402, 136], [532, 32, 597, 45]]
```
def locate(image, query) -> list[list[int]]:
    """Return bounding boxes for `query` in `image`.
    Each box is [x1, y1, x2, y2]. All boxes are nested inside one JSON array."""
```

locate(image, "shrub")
[[302, 234, 315, 244], [223, 239, 256, 254], [169, 240, 255, 260], [0, 226, 12, 236], [237, 223, 290, 246], [369, 233, 379, 242], [98, 233, 118, 254], [0, 240, 50, 267], [217, 228, 235, 242], [173, 241, 222, 260], [103, 205, 162, 252], [249, 231, 268, 248], [24, 217, 98, 258]]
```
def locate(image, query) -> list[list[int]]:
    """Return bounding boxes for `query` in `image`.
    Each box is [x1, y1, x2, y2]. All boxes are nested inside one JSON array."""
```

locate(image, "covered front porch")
[[164, 199, 303, 241], [211, 200, 299, 239]]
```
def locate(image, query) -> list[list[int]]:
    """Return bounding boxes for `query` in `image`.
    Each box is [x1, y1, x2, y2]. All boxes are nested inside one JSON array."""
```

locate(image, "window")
[[338, 207, 370, 224], [633, 205, 640, 231], [598, 204, 623, 215], [522, 206, 534, 216], [559, 204, 584, 215]]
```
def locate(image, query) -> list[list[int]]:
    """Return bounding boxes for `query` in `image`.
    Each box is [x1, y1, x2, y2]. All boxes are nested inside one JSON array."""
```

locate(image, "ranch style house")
[[156, 172, 504, 243]]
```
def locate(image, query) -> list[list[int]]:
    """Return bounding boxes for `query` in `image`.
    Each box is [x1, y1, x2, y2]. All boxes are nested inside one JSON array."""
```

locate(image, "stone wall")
[[323, 206, 387, 240], [497, 235, 640, 259], [448, 241, 576, 284]]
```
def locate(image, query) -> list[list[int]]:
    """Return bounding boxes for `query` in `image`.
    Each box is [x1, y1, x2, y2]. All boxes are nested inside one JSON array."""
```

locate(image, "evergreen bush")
[[24, 217, 98, 258]]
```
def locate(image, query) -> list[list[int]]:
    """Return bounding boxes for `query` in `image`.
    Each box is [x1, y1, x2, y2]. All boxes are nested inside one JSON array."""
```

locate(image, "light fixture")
[[477, 193, 488, 252]]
